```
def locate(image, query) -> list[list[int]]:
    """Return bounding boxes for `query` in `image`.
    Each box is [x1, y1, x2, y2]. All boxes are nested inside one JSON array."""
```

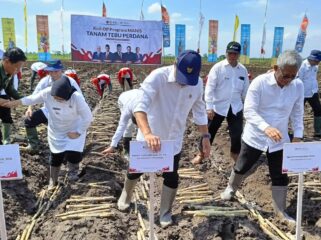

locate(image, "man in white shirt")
[[221, 50, 304, 224], [117, 50, 211, 228], [101, 89, 141, 156], [23, 60, 82, 153], [297, 50, 321, 137], [192, 41, 249, 164]]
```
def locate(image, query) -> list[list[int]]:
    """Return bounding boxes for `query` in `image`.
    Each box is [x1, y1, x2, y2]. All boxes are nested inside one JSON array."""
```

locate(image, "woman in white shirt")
[[3, 76, 93, 188]]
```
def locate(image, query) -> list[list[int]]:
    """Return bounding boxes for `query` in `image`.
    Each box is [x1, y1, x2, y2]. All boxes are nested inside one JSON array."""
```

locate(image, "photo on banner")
[[175, 24, 185, 57], [208, 20, 218, 62], [71, 15, 163, 65], [240, 24, 251, 64], [36, 15, 51, 61], [1, 18, 16, 50], [271, 27, 284, 66]]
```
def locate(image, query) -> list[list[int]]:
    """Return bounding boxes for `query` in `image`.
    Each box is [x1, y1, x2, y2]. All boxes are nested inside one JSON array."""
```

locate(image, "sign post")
[[283, 142, 321, 240], [0, 144, 23, 240], [129, 141, 174, 240]]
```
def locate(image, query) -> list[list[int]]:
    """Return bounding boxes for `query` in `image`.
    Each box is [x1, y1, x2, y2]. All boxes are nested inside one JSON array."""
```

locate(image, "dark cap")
[[307, 50, 321, 62], [176, 50, 201, 86], [226, 41, 241, 54], [44, 59, 64, 71]]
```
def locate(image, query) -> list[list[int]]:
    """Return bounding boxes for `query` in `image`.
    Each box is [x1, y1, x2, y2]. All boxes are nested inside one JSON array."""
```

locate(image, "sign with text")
[[0, 144, 22, 180], [282, 142, 321, 173], [129, 141, 174, 173], [71, 15, 162, 64]]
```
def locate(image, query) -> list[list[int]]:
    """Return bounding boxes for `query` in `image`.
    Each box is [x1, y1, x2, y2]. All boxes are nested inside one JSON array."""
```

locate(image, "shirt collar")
[[267, 72, 278, 86], [223, 59, 240, 69], [168, 65, 176, 83]]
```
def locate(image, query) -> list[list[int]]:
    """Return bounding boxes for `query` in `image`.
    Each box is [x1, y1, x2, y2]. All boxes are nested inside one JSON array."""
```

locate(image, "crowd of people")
[[0, 44, 320, 228]]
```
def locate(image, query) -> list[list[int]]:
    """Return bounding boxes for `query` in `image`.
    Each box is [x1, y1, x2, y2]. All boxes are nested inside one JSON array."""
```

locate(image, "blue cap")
[[176, 50, 201, 86], [44, 59, 64, 71], [307, 50, 321, 62]]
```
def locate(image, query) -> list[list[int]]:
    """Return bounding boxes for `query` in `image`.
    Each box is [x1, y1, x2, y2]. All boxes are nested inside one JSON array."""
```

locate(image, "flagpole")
[[61, 0, 65, 54], [140, 0, 145, 20], [24, 0, 28, 53]]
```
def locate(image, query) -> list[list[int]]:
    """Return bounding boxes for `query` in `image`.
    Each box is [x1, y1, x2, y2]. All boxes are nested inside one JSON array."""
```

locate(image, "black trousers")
[[24, 109, 48, 128], [50, 151, 83, 167], [0, 95, 13, 124], [304, 93, 321, 117], [234, 140, 289, 186], [201, 107, 243, 154], [127, 153, 181, 189]]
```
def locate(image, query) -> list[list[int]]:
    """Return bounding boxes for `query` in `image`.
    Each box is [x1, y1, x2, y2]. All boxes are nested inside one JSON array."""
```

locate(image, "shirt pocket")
[[233, 78, 245, 92]]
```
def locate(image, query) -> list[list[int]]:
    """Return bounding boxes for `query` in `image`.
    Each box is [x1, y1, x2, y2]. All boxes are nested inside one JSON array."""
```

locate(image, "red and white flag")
[[102, 2, 107, 17]]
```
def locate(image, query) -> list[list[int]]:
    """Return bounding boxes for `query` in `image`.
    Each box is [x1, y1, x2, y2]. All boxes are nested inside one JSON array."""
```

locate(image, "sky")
[[0, 0, 320, 58]]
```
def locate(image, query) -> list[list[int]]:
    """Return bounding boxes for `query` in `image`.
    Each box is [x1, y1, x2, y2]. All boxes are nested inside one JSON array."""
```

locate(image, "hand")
[[201, 138, 211, 158], [292, 137, 302, 143], [67, 132, 81, 139], [101, 146, 116, 155], [0, 98, 10, 107], [2, 100, 19, 108], [25, 108, 33, 119], [144, 133, 161, 152], [264, 126, 282, 142], [207, 109, 215, 120]]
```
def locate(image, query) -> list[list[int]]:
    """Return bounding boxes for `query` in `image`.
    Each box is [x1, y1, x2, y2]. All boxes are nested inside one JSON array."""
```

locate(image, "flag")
[[260, 21, 266, 55], [197, 12, 205, 52], [102, 2, 107, 17], [294, 14, 309, 52], [140, 0, 144, 20], [233, 15, 239, 41], [24, 0, 28, 52]]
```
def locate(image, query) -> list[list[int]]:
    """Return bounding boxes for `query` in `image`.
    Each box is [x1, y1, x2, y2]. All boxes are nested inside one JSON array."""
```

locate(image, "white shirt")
[[134, 65, 207, 155], [242, 72, 304, 152], [30, 62, 47, 72], [205, 59, 249, 116], [297, 59, 319, 98], [33, 75, 82, 118], [21, 88, 92, 153], [110, 89, 142, 147]]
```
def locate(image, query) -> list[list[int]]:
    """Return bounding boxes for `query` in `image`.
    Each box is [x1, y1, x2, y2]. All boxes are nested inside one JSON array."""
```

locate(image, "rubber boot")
[[22, 127, 40, 153], [220, 169, 245, 201], [191, 151, 204, 165], [271, 186, 296, 224], [313, 116, 321, 138], [123, 137, 132, 160], [48, 165, 60, 190], [1, 123, 11, 145], [67, 162, 79, 181], [230, 152, 239, 163], [117, 177, 139, 211], [159, 185, 177, 228]]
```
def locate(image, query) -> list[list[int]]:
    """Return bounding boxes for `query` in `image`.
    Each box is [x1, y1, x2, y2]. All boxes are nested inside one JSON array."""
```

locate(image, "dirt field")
[[1, 62, 321, 240]]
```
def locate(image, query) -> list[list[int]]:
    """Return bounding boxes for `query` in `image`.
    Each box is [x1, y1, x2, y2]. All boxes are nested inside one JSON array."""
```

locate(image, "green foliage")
[[26, 53, 71, 61]]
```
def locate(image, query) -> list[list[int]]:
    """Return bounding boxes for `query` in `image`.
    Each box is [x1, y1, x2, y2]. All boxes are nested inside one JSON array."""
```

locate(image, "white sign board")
[[129, 141, 174, 173], [282, 142, 321, 173], [0, 144, 23, 180]]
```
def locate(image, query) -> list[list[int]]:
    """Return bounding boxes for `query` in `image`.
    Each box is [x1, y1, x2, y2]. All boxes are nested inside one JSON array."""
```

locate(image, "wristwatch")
[[202, 133, 211, 139]]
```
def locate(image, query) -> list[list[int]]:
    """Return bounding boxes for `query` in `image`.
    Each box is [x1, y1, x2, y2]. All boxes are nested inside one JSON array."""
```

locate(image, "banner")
[[233, 15, 239, 41], [36, 15, 51, 61], [208, 20, 218, 62], [175, 24, 185, 57], [272, 27, 284, 58], [161, 5, 170, 48], [240, 24, 251, 64], [1, 18, 16, 50], [294, 14, 309, 53], [71, 15, 162, 64]]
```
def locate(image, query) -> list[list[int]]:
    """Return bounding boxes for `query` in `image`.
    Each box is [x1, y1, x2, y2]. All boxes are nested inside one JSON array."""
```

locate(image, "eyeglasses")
[[278, 68, 297, 81]]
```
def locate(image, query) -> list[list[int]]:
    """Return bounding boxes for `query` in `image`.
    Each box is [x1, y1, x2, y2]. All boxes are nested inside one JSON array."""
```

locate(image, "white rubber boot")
[[117, 178, 139, 211], [220, 169, 244, 201], [159, 185, 177, 228]]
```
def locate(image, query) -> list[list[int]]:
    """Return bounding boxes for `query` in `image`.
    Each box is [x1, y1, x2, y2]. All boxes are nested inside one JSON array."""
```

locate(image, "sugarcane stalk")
[[140, 184, 148, 200], [66, 196, 115, 203], [32, 202, 46, 221], [137, 230, 142, 240], [15, 235, 21, 240], [177, 190, 213, 196], [265, 219, 290, 240], [24, 220, 36, 240], [134, 195, 138, 214], [178, 168, 197, 172], [135, 189, 141, 201], [176, 195, 213, 201], [144, 180, 149, 192], [179, 198, 215, 204], [86, 164, 123, 175], [139, 228, 146, 240], [60, 212, 114, 220], [138, 212, 146, 232], [178, 183, 208, 192], [56, 205, 111, 217], [311, 197, 321, 200], [179, 175, 203, 179], [20, 227, 28, 240], [66, 203, 114, 209], [184, 209, 248, 217]]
